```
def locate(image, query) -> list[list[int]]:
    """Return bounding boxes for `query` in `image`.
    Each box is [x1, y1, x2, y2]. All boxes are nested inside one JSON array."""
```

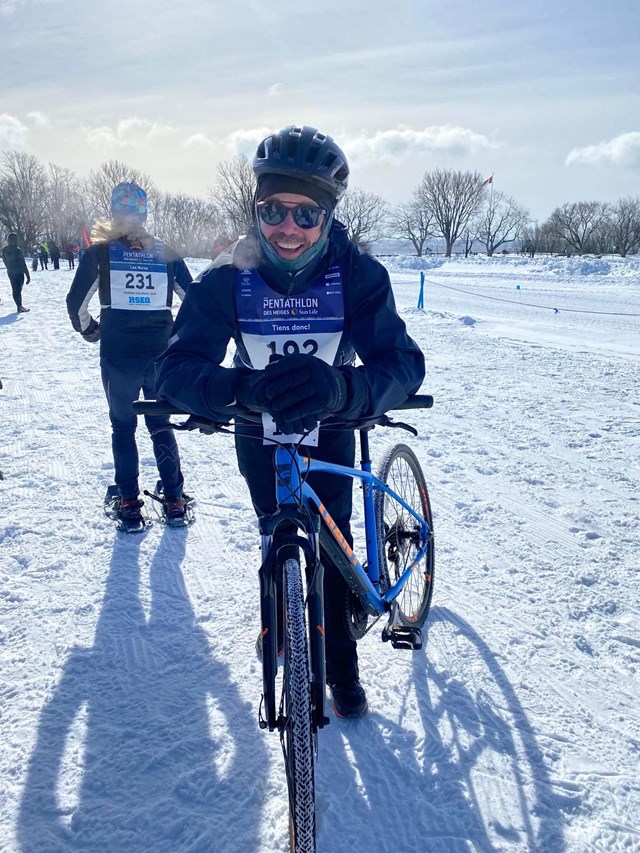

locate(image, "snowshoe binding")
[[104, 485, 151, 533], [144, 480, 195, 528]]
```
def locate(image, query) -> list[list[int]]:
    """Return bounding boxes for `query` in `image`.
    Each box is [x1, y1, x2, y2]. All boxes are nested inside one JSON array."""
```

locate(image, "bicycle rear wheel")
[[281, 557, 316, 852], [374, 443, 435, 627]]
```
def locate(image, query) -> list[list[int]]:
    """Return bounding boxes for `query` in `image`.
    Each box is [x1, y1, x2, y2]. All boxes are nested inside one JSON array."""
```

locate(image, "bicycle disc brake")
[[345, 590, 368, 640]]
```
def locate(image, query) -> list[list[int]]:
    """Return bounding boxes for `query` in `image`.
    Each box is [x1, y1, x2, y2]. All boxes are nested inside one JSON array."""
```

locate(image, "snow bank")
[[380, 253, 640, 280]]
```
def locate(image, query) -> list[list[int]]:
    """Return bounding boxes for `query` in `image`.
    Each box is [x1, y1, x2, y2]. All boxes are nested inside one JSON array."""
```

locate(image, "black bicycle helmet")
[[253, 125, 350, 202]]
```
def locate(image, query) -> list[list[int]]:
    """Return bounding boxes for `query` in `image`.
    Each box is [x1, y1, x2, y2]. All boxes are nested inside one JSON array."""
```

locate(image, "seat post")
[[359, 428, 372, 473]]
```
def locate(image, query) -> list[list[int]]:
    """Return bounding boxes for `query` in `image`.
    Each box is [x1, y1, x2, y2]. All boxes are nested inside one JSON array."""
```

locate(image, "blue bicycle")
[[134, 395, 435, 853]]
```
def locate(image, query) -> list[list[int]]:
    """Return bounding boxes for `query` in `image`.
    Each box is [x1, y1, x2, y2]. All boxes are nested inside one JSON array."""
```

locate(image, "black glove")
[[262, 354, 347, 435], [81, 318, 100, 343], [233, 369, 269, 412]]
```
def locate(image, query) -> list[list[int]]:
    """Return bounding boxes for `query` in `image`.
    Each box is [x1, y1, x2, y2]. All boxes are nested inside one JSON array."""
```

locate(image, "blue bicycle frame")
[[271, 436, 431, 618]]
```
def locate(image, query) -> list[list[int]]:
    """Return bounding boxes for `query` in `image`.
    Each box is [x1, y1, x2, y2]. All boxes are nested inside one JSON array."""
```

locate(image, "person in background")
[[66, 182, 194, 526], [31, 245, 39, 272], [155, 126, 425, 718], [1, 233, 31, 313], [65, 243, 75, 269], [39, 243, 49, 270], [49, 240, 61, 270]]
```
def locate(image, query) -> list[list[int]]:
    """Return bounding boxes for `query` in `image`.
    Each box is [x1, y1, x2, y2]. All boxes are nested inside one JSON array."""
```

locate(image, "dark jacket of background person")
[[49, 241, 61, 268], [66, 221, 193, 366], [2, 241, 30, 278]]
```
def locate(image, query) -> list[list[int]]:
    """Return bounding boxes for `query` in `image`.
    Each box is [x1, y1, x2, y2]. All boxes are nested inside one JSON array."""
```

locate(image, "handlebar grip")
[[393, 394, 434, 410]]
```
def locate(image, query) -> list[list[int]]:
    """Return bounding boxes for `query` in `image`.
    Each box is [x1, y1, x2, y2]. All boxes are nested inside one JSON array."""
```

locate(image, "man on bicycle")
[[156, 126, 425, 717]]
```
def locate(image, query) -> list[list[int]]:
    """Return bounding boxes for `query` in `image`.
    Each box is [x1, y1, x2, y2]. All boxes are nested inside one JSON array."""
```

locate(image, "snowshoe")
[[104, 485, 152, 533], [143, 480, 195, 528]]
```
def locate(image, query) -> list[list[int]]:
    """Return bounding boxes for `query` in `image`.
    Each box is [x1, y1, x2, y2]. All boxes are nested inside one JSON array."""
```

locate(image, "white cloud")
[[84, 118, 176, 150], [26, 111, 49, 127], [566, 132, 640, 169], [224, 127, 272, 157], [342, 125, 498, 165], [0, 113, 30, 148], [267, 83, 283, 97], [182, 133, 216, 149]]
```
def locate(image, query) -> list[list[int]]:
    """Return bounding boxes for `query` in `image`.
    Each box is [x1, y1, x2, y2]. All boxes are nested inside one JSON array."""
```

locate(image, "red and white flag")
[[482, 174, 493, 186]]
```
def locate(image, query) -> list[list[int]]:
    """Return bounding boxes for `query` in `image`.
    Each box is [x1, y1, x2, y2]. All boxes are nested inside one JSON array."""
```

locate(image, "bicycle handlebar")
[[132, 394, 433, 420]]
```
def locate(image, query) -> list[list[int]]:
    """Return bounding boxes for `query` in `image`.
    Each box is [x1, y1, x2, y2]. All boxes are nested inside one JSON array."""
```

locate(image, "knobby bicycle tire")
[[374, 444, 435, 627], [281, 557, 316, 852]]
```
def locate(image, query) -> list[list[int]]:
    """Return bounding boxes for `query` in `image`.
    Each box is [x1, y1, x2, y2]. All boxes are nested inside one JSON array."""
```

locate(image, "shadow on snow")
[[17, 527, 268, 852], [317, 606, 570, 852]]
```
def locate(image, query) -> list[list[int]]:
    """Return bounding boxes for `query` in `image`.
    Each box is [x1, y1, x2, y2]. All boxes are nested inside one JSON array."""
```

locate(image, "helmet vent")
[[322, 152, 337, 170], [286, 135, 299, 160], [306, 142, 322, 164]]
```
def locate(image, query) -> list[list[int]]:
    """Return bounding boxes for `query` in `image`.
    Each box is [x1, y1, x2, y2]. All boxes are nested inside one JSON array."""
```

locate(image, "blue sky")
[[1, 0, 639, 220]]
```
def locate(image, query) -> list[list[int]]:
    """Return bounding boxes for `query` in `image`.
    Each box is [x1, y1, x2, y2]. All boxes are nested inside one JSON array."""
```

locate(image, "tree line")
[[1, 149, 639, 259]]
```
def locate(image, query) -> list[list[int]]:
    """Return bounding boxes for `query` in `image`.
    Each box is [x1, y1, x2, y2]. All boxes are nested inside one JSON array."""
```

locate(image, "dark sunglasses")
[[257, 200, 327, 229]]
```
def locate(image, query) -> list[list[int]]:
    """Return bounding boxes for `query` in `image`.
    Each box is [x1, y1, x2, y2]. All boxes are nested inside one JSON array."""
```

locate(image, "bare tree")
[[607, 197, 640, 257], [520, 223, 542, 257], [457, 211, 485, 257], [150, 192, 228, 257], [548, 201, 610, 255], [208, 155, 256, 238], [478, 191, 529, 256], [44, 163, 89, 244], [0, 150, 49, 249], [86, 159, 156, 220], [521, 220, 564, 256], [388, 196, 433, 256], [336, 187, 389, 250], [417, 168, 485, 257]]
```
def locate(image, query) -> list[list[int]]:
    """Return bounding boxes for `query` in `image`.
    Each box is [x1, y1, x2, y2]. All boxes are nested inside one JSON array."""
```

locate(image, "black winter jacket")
[[1, 244, 29, 277], [66, 237, 192, 364], [156, 221, 425, 422]]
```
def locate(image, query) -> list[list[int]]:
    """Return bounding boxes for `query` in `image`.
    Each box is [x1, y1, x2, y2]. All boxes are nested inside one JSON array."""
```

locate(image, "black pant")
[[52, 257, 60, 270], [235, 426, 359, 683], [100, 356, 184, 500], [8, 273, 25, 310]]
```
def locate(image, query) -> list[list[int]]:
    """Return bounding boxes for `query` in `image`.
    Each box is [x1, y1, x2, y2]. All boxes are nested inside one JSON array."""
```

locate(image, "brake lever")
[[173, 415, 231, 434]]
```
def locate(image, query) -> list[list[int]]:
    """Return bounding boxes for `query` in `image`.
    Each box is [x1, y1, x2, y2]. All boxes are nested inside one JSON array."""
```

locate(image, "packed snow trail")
[[1, 255, 638, 851]]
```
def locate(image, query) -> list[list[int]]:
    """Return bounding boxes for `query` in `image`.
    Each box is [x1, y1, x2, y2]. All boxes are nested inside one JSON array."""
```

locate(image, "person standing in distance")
[[155, 126, 425, 717], [66, 182, 193, 526], [1, 233, 31, 313]]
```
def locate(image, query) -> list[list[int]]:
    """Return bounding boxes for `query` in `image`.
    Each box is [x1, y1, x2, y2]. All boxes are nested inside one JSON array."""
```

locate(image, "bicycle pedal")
[[381, 624, 423, 650]]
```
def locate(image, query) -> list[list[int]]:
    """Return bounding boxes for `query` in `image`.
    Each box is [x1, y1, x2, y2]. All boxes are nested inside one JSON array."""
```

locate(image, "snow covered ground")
[[1, 254, 639, 852]]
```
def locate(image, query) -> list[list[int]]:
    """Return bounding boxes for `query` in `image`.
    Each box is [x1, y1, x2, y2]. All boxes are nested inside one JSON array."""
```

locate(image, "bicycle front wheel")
[[374, 443, 435, 627], [281, 557, 316, 852]]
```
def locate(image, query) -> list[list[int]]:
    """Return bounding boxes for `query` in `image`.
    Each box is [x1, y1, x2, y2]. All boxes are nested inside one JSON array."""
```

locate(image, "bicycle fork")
[[257, 510, 330, 733]]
